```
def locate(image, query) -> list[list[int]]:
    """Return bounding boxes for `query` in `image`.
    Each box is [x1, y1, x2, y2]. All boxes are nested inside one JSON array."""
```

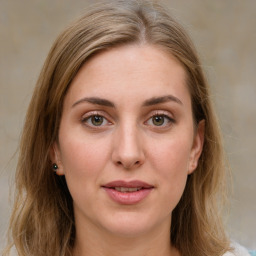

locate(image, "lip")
[[102, 180, 154, 205]]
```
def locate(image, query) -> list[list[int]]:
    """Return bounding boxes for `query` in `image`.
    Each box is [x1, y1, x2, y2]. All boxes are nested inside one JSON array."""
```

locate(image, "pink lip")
[[102, 180, 154, 205]]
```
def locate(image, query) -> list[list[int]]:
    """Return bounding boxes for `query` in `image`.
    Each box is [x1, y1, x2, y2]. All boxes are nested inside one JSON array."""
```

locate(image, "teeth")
[[114, 187, 142, 192]]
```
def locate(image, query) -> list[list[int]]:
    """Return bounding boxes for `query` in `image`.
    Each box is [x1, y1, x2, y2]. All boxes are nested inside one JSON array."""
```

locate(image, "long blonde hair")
[[5, 1, 230, 255]]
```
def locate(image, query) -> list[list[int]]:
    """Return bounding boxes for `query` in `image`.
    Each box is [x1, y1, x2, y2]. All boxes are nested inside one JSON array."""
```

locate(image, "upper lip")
[[102, 180, 154, 189]]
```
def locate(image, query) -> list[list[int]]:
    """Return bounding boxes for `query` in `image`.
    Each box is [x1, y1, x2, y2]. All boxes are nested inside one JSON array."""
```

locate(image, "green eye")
[[82, 113, 111, 128], [91, 115, 104, 126], [146, 114, 174, 128], [152, 116, 165, 126]]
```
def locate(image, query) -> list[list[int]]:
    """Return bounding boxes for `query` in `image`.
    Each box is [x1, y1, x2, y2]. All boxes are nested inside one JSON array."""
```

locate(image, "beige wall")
[[1, 0, 255, 251]]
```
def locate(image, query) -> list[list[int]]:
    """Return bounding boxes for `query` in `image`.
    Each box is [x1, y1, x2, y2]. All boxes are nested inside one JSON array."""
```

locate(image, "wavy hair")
[[5, 1, 230, 255]]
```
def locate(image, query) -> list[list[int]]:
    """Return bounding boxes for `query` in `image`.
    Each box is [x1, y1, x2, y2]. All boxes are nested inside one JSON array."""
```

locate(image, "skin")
[[52, 44, 204, 256]]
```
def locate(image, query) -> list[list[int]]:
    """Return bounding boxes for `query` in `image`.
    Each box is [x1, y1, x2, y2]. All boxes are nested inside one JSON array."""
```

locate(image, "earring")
[[52, 163, 58, 171]]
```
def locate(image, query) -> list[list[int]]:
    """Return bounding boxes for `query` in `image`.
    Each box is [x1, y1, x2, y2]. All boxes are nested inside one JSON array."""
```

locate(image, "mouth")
[[102, 180, 154, 191], [111, 187, 143, 192], [102, 180, 154, 205]]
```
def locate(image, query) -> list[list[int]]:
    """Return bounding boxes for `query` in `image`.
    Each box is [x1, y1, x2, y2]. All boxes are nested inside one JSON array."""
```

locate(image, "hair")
[[4, 0, 231, 255]]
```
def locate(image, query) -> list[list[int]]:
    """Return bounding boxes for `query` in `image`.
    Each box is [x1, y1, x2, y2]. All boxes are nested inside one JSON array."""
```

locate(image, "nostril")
[[116, 160, 141, 169]]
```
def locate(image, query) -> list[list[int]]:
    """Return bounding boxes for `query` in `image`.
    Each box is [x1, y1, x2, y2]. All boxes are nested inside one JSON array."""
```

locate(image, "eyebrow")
[[72, 95, 183, 108], [72, 97, 115, 108], [142, 95, 183, 106]]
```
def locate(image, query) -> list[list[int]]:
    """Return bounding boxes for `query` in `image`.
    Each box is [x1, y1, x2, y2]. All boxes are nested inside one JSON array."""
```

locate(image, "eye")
[[152, 115, 165, 126], [146, 114, 174, 127], [82, 114, 110, 127]]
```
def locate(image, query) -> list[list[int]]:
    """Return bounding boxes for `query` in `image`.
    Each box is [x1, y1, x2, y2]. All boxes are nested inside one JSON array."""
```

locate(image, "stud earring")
[[52, 163, 58, 171]]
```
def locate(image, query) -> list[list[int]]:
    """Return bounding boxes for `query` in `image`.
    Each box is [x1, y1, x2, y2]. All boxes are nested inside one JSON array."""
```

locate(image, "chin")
[[106, 224, 152, 238], [99, 211, 168, 238]]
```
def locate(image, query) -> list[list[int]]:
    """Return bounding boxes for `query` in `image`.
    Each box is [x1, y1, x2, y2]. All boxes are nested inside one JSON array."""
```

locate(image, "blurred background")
[[0, 0, 255, 251]]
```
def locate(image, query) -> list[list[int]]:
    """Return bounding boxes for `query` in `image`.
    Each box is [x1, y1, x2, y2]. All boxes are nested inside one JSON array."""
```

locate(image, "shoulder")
[[223, 242, 252, 256]]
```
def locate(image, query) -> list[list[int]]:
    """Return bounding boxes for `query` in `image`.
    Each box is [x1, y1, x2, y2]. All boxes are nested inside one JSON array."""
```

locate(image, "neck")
[[73, 218, 179, 256]]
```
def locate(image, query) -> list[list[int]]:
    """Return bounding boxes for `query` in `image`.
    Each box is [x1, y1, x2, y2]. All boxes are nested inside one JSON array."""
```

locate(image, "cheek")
[[58, 133, 113, 215], [151, 136, 192, 177], [58, 130, 111, 188], [148, 135, 192, 205]]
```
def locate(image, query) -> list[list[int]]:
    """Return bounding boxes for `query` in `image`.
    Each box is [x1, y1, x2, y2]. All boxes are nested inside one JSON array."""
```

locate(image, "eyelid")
[[144, 110, 176, 127], [81, 111, 113, 128], [147, 110, 175, 121], [81, 110, 106, 120]]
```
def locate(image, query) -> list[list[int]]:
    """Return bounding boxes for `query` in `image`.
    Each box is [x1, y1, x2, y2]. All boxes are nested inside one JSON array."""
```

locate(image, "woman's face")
[[53, 45, 204, 237]]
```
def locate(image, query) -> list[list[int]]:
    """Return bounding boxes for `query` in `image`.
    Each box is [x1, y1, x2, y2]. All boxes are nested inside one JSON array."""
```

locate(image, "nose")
[[112, 123, 145, 170]]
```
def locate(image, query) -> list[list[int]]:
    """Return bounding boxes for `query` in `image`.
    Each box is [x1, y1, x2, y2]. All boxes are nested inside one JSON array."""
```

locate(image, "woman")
[[4, 0, 253, 256]]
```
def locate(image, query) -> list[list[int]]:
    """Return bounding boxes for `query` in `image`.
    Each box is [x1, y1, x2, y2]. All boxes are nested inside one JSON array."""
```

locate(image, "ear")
[[188, 120, 205, 174], [50, 142, 65, 176]]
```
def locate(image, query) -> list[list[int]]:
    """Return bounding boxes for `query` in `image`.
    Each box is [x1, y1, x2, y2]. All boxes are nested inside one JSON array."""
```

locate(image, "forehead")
[[76, 44, 185, 80], [65, 44, 190, 108]]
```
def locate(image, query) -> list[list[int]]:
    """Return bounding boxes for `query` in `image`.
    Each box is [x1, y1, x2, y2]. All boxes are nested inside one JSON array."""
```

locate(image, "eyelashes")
[[81, 111, 112, 128], [81, 111, 175, 130], [83, 115, 109, 127], [145, 114, 175, 127]]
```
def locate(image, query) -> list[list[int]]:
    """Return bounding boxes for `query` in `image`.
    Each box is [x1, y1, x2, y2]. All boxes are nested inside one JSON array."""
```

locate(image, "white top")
[[224, 242, 251, 256]]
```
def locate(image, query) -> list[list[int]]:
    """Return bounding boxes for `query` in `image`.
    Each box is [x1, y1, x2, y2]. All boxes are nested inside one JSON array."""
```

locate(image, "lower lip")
[[103, 187, 153, 205]]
